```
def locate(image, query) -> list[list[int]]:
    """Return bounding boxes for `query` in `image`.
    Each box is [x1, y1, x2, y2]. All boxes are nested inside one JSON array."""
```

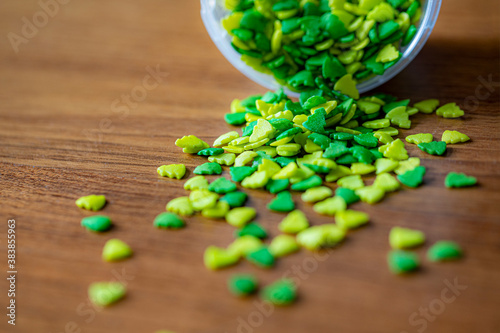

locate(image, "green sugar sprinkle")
[[387, 250, 419, 274], [427, 241, 463, 261], [153, 212, 186, 229], [228, 274, 258, 296], [81, 215, 112, 232], [88, 282, 126, 307], [260, 279, 297, 306], [445, 172, 477, 188]]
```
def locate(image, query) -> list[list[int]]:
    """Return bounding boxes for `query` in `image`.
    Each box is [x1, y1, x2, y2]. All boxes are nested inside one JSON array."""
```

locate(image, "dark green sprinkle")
[[240, 10, 267, 33], [444, 172, 477, 188], [308, 133, 331, 149], [281, 17, 302, 34], [288, 70, 315, 90], [267, 191, 295, 212], [273, 0, 299, 11], [153, 212, 185, 229], [331, 132, 355, 141], [382, 99, 410, 113], [260, 279, 297, 305], [276, 127, 302, 141], [236, 222, 268, 239], [242, 120, 258, 136], [369, 148, 384, 159], [230, 166, 256, 182], [266, 179, 290, 194], [285, 100, 305, 115], [225, 112, 247, 126], [387, 0, 406, 8], [197, 148, 225, 156], [427, 241, 463, 261], [353, 133, 378, 148], [402, 25, 417, 46], [303, 96, 326, 109], [275, 156, 297, 167], [291, 175, 323, 191], [324, 14, 349, 39], [397, 166, 426, 188], [232, 28, 254, 41], [228, 274, 258, 296], [246, 247, 275, 268], [208, 177, 237, 194], [240, 95, 261, 108], [417, 141, 447, 156], [406, 1, 420, 18], [269, 118, 294, 132], [303, 108, 326, 134], [194, 163, 222, 175], [387, 250, 419, 274], [81, 215, 112, 232], [378, 20, 400, 40], [335, 153, 358, 165], [323, 142, 349, 159], [322, 56, 347, 80], [351, 146, 376, 164], [220, 191, 248, 208], [335, 187, 360, 205], [364, 55, 386, 75]]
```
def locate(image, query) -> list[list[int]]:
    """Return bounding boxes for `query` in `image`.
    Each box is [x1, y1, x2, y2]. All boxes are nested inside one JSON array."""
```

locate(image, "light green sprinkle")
[[313, 196, 347, 216], [157, 164, 186, 179], [189, 190, 219, 211], [204, 246, 240, 270], [355, 186, 385, 204], [209, 153, 236, 166], [184, 176, 209, 190], [175, 135, 209, 154], [278, 210, 309, 234], [88, 282, 126, 307], [405, 133, 433, 145], [76, 195, 106, 211], [102, 239, 133, 262], [226, 207, 257, 228], [389, 226, 425, 249], [441, 130, 470, 144], [296, 224, 346, 250], [301, 186, 333, 203], [166, 196, 194, 216], [269, 235, 300, 257], [202, 201, 230, 219], [335, 210, 370, 229]]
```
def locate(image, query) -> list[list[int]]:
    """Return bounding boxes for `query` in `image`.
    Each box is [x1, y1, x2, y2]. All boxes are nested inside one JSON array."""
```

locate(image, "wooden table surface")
[[1, 1, 499, 332]]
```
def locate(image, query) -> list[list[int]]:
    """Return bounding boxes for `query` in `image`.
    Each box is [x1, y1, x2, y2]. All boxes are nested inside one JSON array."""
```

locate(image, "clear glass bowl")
[[201, 0, 442, 97]]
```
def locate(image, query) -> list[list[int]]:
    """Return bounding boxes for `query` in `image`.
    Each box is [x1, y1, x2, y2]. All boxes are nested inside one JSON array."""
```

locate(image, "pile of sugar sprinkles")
[[222, 0, 423, 92], [76, 85, 475, 309], [162, 86, 472, 303]]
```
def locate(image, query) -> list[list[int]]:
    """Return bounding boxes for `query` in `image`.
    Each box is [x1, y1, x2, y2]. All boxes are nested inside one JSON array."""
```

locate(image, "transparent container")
[[201, 0, 441, 97]]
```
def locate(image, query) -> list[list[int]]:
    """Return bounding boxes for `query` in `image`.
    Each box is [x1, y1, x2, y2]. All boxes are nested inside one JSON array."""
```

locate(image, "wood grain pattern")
[[0, 1, 499, 332]]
